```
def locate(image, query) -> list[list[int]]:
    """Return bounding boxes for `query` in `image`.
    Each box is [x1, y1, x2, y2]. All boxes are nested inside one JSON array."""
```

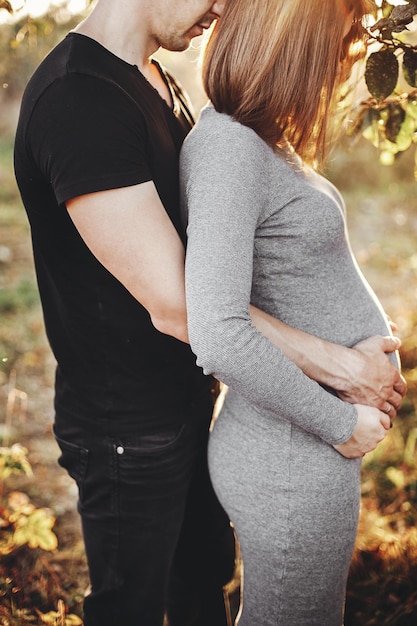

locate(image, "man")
[[14, 0, 406, 624]]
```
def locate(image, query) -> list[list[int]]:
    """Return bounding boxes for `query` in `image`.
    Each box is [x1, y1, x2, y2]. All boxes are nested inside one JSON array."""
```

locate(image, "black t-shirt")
[[14, 33, 213, 434]]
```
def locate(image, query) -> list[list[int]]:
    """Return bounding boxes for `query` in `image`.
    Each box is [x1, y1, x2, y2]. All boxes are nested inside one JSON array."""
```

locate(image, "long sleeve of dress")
[[180, 107, 358, 446]]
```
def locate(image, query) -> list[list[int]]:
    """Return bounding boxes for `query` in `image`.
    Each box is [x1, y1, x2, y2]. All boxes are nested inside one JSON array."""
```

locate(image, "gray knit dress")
[[180, 105, 399, 626]]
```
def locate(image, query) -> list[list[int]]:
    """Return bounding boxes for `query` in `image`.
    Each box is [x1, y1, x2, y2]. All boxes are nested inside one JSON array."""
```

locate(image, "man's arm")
[[66, 181, 189, 343], [250, 305, 407, 415]]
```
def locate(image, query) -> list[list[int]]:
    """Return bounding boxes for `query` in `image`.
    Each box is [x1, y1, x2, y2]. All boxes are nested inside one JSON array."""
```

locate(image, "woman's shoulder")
[[184, 103, 271, 158]]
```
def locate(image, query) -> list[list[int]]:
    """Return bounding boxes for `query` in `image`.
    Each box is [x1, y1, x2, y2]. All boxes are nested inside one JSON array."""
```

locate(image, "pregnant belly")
[[255, 275, 399, 367]]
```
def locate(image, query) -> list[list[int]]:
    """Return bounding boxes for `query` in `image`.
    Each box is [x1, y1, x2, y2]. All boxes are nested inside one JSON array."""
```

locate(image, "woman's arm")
[[182, 116, 358, 446], [181, 110, 395, 457], [249, 305, 406, 415]]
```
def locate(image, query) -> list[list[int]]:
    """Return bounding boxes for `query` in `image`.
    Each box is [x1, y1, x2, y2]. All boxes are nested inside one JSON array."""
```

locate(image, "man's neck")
[[73, 1, 172, 106], [73, 0, 158, 72]]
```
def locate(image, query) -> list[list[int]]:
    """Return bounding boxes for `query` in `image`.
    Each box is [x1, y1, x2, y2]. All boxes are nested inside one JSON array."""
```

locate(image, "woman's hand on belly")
[[336, 335, 407, 418], [333, 404, 391, 459]]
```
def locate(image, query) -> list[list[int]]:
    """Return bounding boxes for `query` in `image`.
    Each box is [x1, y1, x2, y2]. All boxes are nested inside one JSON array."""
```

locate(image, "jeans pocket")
[[112, 425, 191, 517], [116, 424, 186, 455], [54, 432, 89, 500]]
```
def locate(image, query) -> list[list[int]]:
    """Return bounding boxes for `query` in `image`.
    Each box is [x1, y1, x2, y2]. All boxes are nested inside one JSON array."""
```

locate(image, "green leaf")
[[394, 112, 417, 152], [379, 139, 399, 156], [365, 49, 399, 101], [403, 48, 417, 87], [390, 3, 417, 26], [361, 107, 382, 148], [385, 103, 406, 143], [381, 0, 393, 19], [369, 3, 417, 39], [414, 146, 417, 179], [380, 150, 396, 166], [406, 98, 417, 119]]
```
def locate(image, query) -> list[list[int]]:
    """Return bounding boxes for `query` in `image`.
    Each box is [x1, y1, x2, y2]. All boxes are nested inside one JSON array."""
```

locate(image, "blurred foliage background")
[[0, 0, 416, 624]]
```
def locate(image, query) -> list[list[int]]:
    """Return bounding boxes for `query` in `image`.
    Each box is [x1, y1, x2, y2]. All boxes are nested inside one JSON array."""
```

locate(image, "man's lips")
[[187, 15, 216, 38], [192, 24, 204, 36], [196, 15, 217, 31]]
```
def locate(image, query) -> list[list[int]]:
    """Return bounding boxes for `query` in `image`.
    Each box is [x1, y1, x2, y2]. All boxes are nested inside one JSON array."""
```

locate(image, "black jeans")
[[53, 398, 235, 626]]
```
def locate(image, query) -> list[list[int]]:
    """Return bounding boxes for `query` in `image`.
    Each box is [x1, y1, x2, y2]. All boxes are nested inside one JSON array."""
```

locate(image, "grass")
[[0, 123, 416, 624]]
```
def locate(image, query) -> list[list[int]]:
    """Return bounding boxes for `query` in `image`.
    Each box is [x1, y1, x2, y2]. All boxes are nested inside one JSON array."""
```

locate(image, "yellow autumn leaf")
[[0, 532, 16, 555], [0, 444, 33, 479], [13, 508, 58, 551], [38, 610, 83, 625], [65, 615, 84, 625], [386, 466, 406, 489], [8, 491, 35, 519], [38, 611, 61, 625]]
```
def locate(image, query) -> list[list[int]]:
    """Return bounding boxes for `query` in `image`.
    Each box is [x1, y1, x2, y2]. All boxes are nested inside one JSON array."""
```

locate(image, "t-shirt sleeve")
[[27, 73, 152, 205], [180, 113, 357, 446]]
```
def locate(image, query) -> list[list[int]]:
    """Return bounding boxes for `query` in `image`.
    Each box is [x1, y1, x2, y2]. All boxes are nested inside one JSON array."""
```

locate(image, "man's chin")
[[176, 39, 193, 52], [160, 36, 194, 53]]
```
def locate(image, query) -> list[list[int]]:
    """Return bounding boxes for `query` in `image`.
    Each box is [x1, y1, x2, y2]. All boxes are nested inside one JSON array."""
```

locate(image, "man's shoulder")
[[21, 36, 71, 102], [22, 34, 130, 107]]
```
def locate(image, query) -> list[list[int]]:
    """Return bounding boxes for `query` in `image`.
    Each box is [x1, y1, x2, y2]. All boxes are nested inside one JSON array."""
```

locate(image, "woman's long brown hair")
[[203, 0, 373, 166]]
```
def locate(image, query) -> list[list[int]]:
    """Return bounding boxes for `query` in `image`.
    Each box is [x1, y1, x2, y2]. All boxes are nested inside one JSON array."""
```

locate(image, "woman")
[[180, 1, 401, 624]]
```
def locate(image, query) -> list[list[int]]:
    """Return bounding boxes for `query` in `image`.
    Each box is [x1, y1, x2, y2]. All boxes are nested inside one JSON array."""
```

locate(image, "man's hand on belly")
[[336, 335, 407, 418]]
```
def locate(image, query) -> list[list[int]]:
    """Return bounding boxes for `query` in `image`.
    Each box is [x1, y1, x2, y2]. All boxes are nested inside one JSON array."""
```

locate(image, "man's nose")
[[211, 1, 226, 18]]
